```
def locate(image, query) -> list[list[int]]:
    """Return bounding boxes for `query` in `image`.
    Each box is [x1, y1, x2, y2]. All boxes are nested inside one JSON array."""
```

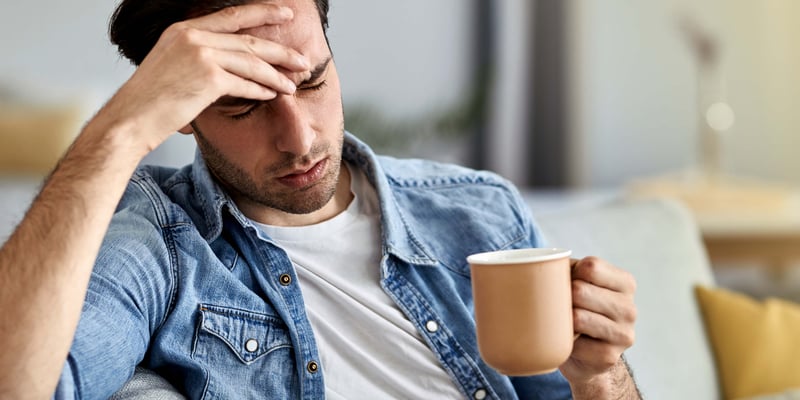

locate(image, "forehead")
[[239, 0, 325, 54]]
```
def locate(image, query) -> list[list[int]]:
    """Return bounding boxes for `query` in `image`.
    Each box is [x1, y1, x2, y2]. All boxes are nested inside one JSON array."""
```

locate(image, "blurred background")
[[2, 0, 800, 299]]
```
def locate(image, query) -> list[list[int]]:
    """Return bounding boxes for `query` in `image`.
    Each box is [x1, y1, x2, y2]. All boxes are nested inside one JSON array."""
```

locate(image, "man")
[[0, 0, 639, 398]]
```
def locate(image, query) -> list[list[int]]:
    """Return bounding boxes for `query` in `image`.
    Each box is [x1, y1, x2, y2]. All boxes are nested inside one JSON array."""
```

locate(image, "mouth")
[[276, 158, 329, 189]]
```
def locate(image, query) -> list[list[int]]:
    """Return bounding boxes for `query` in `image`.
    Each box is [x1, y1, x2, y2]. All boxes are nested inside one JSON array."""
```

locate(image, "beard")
[[194, 125, 345, 215]]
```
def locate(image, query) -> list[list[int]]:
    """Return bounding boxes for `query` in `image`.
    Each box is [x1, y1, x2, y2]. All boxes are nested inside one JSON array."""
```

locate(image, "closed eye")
[[228, 102, 263, 121], [225, 81, 327, 121], [299, 80, 327, 92]]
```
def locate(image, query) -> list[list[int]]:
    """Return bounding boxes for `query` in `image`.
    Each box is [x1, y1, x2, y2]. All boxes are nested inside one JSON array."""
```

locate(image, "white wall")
[[566, 0, 800, 187], [566, 1, 697, 187], [1, 0, 471, 169], [0, 0, 132, 100], [0, 0, 193, 168], [329, 1, 470, 120]]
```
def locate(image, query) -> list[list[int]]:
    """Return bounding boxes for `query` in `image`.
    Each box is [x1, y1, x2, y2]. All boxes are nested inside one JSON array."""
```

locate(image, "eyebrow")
[[212, 57, 332, 108], [298, 56, 332, 87]]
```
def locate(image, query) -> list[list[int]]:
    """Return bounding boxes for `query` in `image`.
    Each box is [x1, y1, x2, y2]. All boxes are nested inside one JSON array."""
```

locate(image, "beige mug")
[[468, 248, 574, 376]]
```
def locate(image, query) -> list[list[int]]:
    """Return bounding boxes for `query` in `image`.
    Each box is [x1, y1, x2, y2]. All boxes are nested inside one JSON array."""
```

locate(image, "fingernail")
[[296, 56, 309, 68], [284, 80, 297, 94], [280, 6, 294, 18]]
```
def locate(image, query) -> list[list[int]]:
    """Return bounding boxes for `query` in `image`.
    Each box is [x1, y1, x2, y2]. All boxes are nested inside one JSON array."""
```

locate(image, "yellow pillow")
[[695, 285, 800, 400]]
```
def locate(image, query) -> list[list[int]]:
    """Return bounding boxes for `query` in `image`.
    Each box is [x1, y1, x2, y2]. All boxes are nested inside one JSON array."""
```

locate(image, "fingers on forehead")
[[187, 3, 293, 33]]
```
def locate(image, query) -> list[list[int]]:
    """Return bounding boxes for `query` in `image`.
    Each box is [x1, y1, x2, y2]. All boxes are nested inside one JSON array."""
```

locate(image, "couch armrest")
[[533, 197, 720, 400]]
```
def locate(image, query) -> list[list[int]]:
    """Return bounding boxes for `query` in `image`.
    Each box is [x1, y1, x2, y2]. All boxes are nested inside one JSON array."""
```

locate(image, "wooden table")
[[628, 171, 800, 276]]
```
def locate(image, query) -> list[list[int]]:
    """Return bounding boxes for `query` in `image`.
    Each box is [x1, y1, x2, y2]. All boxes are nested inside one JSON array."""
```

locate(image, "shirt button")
[[425, 320, 439, 333], [245, 339, 259, 353], [473, 388, 488, 400], [279, 274, 292, 286], [307, 361, 319, 374]]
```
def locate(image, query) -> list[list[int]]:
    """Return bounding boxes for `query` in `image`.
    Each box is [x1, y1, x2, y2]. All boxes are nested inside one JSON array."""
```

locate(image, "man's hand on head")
[[94, 2, 310, 153]]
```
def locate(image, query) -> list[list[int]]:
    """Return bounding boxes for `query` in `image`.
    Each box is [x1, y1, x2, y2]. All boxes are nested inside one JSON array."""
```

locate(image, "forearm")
[[0, 119, 150, 399], [570, 356, 642, 400]]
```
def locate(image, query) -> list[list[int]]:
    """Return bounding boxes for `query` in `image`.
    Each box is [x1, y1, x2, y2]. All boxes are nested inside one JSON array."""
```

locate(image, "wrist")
[[79, 111, 158, 164], [568, 357, 641, 400], [569, 373, 614, 400], [87, 82, 185, 160]]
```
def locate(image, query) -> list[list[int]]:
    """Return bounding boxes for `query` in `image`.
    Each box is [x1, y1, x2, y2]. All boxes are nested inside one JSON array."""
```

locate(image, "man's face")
[[192, 0, 345, 223]]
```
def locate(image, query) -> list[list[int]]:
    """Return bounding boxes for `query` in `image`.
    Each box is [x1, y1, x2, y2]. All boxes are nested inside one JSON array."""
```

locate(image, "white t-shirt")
[[254, 164, 463, 399]]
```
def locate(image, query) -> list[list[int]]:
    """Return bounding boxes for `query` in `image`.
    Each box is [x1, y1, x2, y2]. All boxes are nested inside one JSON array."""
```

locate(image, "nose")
[[272, 96, 315, 156]]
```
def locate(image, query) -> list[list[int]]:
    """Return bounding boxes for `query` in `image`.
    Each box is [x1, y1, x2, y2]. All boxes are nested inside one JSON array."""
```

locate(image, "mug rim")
[[467, 248, 572, 265]]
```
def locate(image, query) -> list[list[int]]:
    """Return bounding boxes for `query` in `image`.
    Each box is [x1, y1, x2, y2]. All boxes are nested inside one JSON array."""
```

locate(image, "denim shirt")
[[56, 133, 571, 399]]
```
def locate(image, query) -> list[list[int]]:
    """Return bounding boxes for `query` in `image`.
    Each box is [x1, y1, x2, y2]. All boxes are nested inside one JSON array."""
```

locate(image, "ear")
[[177, 124, 194, 135]]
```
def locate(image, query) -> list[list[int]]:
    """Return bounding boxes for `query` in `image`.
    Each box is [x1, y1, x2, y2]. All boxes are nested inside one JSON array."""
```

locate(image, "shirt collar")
[[341, 134, 437, 266], [189, 147, 237, 242], [189, 132, 436, 265]]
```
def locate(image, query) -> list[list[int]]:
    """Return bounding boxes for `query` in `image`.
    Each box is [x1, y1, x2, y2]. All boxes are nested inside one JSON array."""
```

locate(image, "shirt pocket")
[[193, 304, 298, 398], [198, 304, 291, 363]]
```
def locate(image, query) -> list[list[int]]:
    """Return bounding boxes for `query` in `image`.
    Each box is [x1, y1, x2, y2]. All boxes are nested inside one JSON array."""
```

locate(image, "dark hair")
[[109, 0, 330, 66]]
